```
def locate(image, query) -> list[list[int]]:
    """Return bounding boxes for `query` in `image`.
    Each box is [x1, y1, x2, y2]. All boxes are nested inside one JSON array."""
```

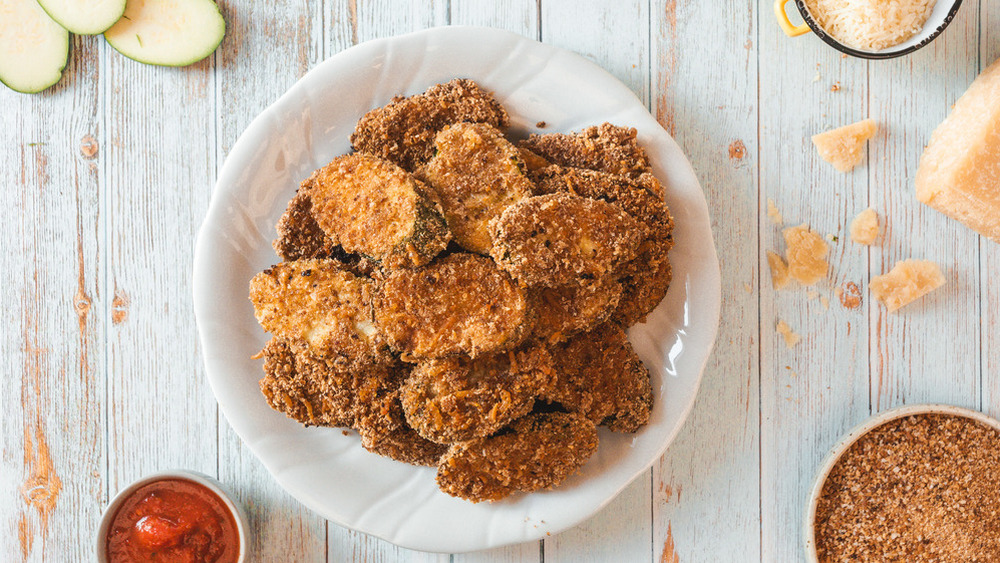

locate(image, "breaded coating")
[[401, 345, 554, 444], [273, 190, 340, 261], [249, 259, 391, 370], [258, 338, 398, 428], [489, 192, 647, 287], [518, 123, 651, 179], [526, 164, 675, 324], [542, 322, 653, 432], [531, 277, 622, 344], [517, 147, 551, 173], [614, 236, 673, 326], [422, 123, 534, 253], [351, 79, 510, 171], [304, 154, 451, 269], [436, 412, 599, 502], [375, 253, 530, 359], [353, 372, 448, 466]]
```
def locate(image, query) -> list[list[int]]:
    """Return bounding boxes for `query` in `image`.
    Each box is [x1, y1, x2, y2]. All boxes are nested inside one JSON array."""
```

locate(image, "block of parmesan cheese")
[[870, 259, 946, 312], [812, 119, 878, 172], [850, 208, 880, 245], [916, 57, 1000, 243], [783, 224, 829, 285]]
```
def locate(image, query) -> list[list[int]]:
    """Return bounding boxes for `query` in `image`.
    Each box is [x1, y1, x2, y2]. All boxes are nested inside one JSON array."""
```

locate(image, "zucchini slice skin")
[[0, 0, 69, 94], [37, 0, 126, 35], [104, 0, 225, 67]]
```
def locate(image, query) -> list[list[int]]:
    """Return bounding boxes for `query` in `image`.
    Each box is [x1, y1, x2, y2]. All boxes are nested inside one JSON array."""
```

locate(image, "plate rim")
[[193, 25, 722, 553]]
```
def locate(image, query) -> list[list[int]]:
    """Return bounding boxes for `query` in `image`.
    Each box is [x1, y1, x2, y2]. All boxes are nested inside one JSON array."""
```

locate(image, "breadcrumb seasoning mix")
[[814, 414, 1000, 562]]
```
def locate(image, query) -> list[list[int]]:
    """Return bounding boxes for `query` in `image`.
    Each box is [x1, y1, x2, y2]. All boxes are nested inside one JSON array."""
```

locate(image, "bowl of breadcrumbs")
[[805, 404, 1000, 562]]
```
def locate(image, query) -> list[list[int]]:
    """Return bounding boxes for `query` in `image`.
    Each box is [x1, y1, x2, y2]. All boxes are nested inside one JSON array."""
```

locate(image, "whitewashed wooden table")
[[4, 1, 998, 561]]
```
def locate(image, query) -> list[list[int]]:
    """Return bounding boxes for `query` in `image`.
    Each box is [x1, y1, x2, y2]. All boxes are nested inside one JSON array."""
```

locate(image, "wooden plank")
[[213, 2, 329, 561], [867, 2, 981, 412], [758, 8, 872, 563], [538, 2, 652, 561], [104, 32, 218, 504], [981, 0, 1000, 422], [649, 1, 760, 561], [0, 36, 104, 563], [448, 2, 542, 561]]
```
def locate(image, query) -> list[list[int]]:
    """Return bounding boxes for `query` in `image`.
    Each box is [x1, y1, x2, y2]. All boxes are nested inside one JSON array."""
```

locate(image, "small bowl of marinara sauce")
[[96, 470, 247, 563]]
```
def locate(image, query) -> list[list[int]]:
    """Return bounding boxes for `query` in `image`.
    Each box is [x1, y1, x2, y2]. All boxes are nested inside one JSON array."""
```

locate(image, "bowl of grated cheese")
[[774, 0, 964, 59]]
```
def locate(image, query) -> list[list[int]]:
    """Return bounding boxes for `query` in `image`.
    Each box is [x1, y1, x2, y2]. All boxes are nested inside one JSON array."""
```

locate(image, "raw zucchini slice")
[[0, 0, 69, 93], [37, 0, 126, 35], [104, 0, 225, 67]]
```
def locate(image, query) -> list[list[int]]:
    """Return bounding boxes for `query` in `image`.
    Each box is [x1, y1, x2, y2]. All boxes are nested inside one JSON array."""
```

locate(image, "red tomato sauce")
[[105, 478, 240, 563]]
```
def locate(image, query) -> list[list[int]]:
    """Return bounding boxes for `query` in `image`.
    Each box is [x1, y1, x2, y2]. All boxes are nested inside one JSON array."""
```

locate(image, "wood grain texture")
[[0, 35, 104, 563], [758, 10, 872, 563], [104, 25, 218, 505], [538, 2, 652, 561], [980, 0, 1000, 423], [649, 1, 761, 561], [213, 2, 329, 561], [867, 2, 982, 412]]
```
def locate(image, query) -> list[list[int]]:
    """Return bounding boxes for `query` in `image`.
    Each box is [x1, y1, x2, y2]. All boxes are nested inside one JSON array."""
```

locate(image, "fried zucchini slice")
[[614, 236, 673, 326], [352, 367, 448, 467], [436, 412, 599, 502], [401, 345, 554, 444], [517, 123, 652, 179], [517, 147, 551, 173], [489, 193, 647, 287], [304, 154, 451, 269], [531, 277, 622, 344], [351, 78, 510, 171], [422, 123, 534, 253], [249, 259, 390, 370], [258, 338, 401, 428], [542, 322, 653, 432], [374, 253, 530, 359], [273, 190, 339, 261]]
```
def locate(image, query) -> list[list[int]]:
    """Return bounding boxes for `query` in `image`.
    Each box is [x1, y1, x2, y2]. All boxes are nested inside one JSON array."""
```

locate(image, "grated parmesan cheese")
[[870, 259, 946, 312], [850, 208, 880, 245], [803, 0, 937, 51], [812, 119, 878, 173]]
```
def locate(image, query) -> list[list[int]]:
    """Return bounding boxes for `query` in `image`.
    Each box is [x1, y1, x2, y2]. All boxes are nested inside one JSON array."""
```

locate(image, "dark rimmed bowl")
[[775, 0, 964, 59]]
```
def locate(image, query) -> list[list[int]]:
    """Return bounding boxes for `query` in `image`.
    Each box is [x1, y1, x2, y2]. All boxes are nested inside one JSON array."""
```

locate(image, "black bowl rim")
[[793, 0, 965, 60]]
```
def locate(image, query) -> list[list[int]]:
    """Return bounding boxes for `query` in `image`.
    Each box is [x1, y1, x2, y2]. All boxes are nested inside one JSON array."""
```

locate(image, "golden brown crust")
[[436, 412, 599, 502], [249, 259, 392, 370], [542, 322, 653, 432], [273, 189, 340, 261], [374, 253, 530, 359], [421, 123, 534, 253], [517, 123, 651, 179], [353, 371, 449, 467], [530, 277, 622, 344], [351, 79, 510, 172], [258, 338, 400, 429], [305, 153, 451, 269], [528, 164, 675, 324], [489, 193, 647, 287], [401, 345, 554, 444]]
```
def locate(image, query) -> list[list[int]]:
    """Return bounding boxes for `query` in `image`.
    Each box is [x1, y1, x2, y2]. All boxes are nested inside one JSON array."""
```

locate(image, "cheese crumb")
[[807, 290, 820, 300], [916, 57, 1000, 242], [812, 119, 878, 172], [870, 260, 946, 312], [767, 198, 784, 226], [820, 296, 830, 309], [767, 251, 790, 289], [776, 320, 802, 348], [850, 208, 880, 245], [783, 224, 830, 285]]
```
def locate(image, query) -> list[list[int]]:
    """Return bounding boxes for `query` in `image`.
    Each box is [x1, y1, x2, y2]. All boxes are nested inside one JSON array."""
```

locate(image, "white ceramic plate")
[[193, 26, 721, 553]]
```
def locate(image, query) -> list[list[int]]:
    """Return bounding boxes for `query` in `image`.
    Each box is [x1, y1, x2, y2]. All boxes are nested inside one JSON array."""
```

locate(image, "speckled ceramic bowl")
[[803, 404, 1000, 562], [95, 470, 248, 563], [775, 0, 964, 59]]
